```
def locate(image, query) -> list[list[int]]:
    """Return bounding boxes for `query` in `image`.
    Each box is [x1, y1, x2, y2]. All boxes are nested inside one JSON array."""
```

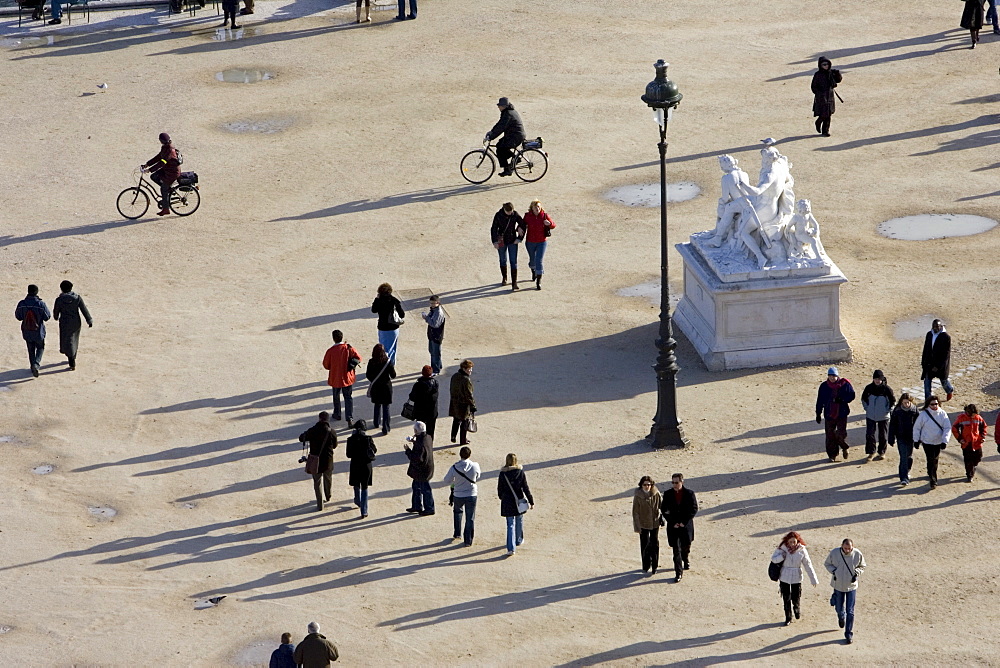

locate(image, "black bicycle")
[[460, 137, 548, 184], [116, 165, 201, 219]]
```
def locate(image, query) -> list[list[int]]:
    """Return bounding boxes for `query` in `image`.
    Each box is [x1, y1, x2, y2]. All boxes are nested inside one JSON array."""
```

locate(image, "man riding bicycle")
[[144, 132, 182, 216], [484, 97, 525, 178]]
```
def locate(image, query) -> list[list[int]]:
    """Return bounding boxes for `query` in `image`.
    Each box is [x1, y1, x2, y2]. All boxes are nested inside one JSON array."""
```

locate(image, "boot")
[[530, 267, 536, 281], [511, 268, 520, 291], [821, 118, 831, 137], [157, 208, 170, 216], [356, 6, 362, 22], [68, 356, 76, 371], [363, 3, 370, 21], [815, 118, 822, 134], [535, 275, 542, 290], [500, 265, 508, 286]]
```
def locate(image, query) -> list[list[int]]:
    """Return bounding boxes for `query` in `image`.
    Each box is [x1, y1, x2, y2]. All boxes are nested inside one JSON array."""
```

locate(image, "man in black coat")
[[409, 367, 439, 438], [811, 56, 842, 137], [921, 319, 953, 401], [485, 97, 525, 177], [299, 412, 337, 511], [661, 473, 698, 581], [404, 421, 435, 515]]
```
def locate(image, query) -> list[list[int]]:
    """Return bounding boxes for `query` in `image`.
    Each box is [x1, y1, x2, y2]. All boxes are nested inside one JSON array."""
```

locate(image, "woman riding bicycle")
[[144, 132, 181, 216]]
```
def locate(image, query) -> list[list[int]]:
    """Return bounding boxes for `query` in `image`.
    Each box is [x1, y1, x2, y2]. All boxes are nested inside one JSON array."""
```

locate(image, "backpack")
[[21, 308, 40, 333]]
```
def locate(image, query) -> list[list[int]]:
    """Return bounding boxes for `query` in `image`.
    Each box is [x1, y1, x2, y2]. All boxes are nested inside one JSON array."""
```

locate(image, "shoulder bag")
[[391, 299, 404, 326], [347, 344, 361, 371], [840, 551, 858, 584], [303, 442, 320, 476], [366, 359, 393, 399], [768, 556, 783, 582], [503, 471, 530, 515]]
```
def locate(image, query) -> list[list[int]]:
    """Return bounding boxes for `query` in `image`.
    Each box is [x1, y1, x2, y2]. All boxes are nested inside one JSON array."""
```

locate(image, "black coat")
[[409, 376, 439, 423], [661, 486, 698, 543], [365, 358, 396, 405], [961, 0, 984, 30], [888, 405, 919, 447], [405, 432, 434, 481], [921, 330, 951, 380], [487, 105, 525, 144], [371, 294, 405, 331], [299, 421, 337, 473], [491, 209, 526, 246], [498, 467, 534, 517], [345, 431, 376, 487], [811, 58, 842, 117]]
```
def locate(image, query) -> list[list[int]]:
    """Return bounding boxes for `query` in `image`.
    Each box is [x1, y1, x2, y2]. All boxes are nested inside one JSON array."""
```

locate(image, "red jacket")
[[323, 342, 361, 388], [953, 413, 987, 450], [524, 209, 555, 243]]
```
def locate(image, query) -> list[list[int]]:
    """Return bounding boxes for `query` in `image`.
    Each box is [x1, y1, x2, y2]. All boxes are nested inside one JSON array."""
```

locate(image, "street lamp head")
[[641, 59, 683, 111]]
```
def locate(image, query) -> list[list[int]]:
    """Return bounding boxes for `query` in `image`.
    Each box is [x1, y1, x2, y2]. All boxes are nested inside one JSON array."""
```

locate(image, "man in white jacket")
[[912, 395, 952, 489], [443, 446, 481, 546], [824, 539, 866, 645]]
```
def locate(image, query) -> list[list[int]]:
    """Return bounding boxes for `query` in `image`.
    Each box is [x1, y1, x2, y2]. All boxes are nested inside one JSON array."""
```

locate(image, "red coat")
[[145, 144, 181, 184], [953, 413, 987, 450], [323, 342, 361, 388], [524, 209, 555, 243]]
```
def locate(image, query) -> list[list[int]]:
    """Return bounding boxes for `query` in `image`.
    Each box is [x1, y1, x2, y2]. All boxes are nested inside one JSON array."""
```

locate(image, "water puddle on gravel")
[[0, 436, 14, 443], [877, 214, 997, 240], [32, 464, 54, 475], [605, 182, 701, 206], [215, 68, 274, 83], [221, 117, 293, 134], [88, 506, 118, 519], [892, 314, 938, 340], [0, 35, 57, 49], [617, 280, 681, 308], [209, 26, 263, 41], [233, 639, 272, 665]]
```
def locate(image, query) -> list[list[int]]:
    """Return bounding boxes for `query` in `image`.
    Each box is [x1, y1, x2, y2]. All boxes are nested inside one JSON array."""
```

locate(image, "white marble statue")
[[786, 198, 825, 260]]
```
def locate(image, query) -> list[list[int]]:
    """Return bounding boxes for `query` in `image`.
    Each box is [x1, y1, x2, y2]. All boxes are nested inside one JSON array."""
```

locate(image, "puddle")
[[892, 314, 938, 340], [605, 182, 701, 207], [233, 639, 272, 665], [0, 436, 14, 443], [215, 69, 274, 83], [32, 464, 54, 475], [149, 28, 170, 34], [0, 35, 57, 49], [617, 280, 681, 308], [177, 502, 198, 509], [877, 214, 997, 240], [88, 506, 118, 519], [221, 117, 293, 134], [209, 26, 263, 41]]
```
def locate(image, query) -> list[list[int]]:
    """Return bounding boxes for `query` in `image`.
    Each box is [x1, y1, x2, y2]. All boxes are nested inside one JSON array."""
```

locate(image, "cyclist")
[[144, 132, 182, 216], [484, 97, 525, 178]]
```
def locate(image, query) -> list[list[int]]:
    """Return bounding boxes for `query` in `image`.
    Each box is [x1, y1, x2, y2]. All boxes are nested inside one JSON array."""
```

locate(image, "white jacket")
[[913, 407, 952, 446], [442, 459, 481, 498], [771, 545, 818, 585]]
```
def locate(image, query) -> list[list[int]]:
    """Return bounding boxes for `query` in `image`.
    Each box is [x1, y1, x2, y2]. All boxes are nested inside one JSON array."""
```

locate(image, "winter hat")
[[817, 56, 831, 68], [307, 621, 320, 634], [497, 97, 510, 107], [872, 369, 885, 380], [827, 367, 839, 376]]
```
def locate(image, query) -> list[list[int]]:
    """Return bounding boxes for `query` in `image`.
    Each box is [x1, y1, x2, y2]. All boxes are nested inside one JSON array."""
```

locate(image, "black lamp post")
[[641, 59, 689, 449]]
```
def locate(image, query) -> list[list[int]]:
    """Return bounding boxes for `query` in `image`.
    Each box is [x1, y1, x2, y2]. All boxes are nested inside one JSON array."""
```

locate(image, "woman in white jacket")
[[912, 394, 952, 489], [771, 531, 819, 626]]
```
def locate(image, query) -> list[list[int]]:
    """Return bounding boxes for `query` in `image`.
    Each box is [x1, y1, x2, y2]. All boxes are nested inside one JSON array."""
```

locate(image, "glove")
[[816, 415, 822, 424]]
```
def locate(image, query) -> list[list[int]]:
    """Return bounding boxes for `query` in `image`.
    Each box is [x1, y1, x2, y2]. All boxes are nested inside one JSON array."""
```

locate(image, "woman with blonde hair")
[[771, 531, 818, 626], [632, 476, 662, 575], [523, 199, 555, 290], [498, 453, 533, 556]]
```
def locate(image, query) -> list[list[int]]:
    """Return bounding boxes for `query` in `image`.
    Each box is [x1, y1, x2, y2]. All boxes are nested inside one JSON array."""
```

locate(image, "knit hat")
[[827, 367, 838, 376], [872, 369, 885, 380], [307, 621, 320, 634]]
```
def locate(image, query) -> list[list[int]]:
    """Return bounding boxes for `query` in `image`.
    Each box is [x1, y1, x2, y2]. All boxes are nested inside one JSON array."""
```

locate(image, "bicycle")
[[460, 137, 548, 184], [116, 165, 201, 219]]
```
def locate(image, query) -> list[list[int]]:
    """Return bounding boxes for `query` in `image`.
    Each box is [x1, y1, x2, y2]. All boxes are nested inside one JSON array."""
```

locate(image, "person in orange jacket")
[[953, 404, 987, 482], [322, 329, 362, 425]]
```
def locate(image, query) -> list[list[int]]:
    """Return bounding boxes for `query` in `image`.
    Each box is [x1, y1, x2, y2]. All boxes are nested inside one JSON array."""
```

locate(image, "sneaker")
[[900, 479, 909, 486], [946, 392, 953, 402], [405, 507, 420, 513], [967, 476, 973, 483], [828, 456, 838, 463], [451, 535, 461, 541], [874, 454, 884, 461], [506, 550, 516, 557], [31, 366, 39, 378], [865, 453, 875, 462], [845, 637, 853, 645], [930, 482, 937, 489]]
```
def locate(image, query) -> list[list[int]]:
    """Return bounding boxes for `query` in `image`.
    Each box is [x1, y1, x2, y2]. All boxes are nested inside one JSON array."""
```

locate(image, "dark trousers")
[[332, 385, 354, 422], [424, 416, 437, 439], [373, 403, 390, 433], [816, 115, 831, 134], [865, 419, 888, 455], [453, 496, 477, 544], [824, 416, 848, 458], [496, 137, 519, 171], [312, 470, 332, 509], [411, 480, 434, 512], [667, 530, 690, 574], [451, 417, 469, 444], [923, 443, 944, 485], [396, 0, 416, 17], [222, 0, 237, 23], [963, 447, 983, 480], [779, 581, 802, 621], [639, 528, 660, 573], [25, 339, 44, 369], [150, 172, 171, 209]]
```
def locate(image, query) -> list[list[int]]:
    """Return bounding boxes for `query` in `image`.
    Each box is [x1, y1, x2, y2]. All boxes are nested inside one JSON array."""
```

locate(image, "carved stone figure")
[[707, 154, 754, 248], [785, 198, 825, 260]]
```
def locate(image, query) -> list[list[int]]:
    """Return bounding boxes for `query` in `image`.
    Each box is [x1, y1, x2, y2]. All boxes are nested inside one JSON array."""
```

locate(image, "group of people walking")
[[631, 473, 698, 581], [14, 282, 93, 377], [490, 200, 555, 291]]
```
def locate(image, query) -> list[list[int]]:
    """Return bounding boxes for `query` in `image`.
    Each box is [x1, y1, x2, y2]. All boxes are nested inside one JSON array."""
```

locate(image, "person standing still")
[[824, 539, 866, 645], [921, 319, 953, 401], [421, 295, 446, 375], [293, 622, 339, 667], [371, 283, 405, 365], [395, 0, 415, 20], [365, 344, 396, 436], [404, 421, 435, 515], [299, 412, 337, 512], [523, 199, 555, 290], [816, 367, 856, 461], [443, 446, 481, 546], [912, 395, 952, 489], [322, 330, 362, 425], [408, 366, 439, 438], [449, 359, 476, 445], [498, 452, 534, 556], [491, 202, 527, 291], [952, 404, 987, 482], [632, 476, 662, 575], [14, 284, 51, 378], [861, 370, 895, 462], [888, 393, 919, 485], [660, 473, 698, 582], [771, 531, 819, 626], [52, 280, 93, 371], [268, 632, 295, 668], [346, 420, 376, 518], [811, 57, 842, 137]]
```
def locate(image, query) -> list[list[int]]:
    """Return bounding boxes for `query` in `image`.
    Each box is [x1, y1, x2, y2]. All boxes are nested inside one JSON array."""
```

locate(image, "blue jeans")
[[923, 375, 953, 399], [25, 340, 44, 369], [373, 403, 390, 433], [897, 440, 914, 482], [497, 244, 519, 269], [453, 496, 477, 544], [832, 589, 856, 639], [987, 0, 997, 27], [331, 385, 354, 422], [51, 0, 62, 17], [353, 485, 368, 516], [411, 480, 434, 513], [378, 329, 399, 365], [505, 514, 524, 552], [428, 339, 442, 374], [525, 240, 548, 275], [396, 0, 416, 17]]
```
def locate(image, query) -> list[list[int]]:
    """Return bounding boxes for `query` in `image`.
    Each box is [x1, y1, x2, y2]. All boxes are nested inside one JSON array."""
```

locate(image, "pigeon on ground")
[[97, 83, 108, 91], [208, 596, 226, 605]]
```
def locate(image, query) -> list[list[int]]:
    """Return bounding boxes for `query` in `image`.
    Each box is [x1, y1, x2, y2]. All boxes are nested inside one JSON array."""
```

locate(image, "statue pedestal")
[[673, 241, 852, 371]]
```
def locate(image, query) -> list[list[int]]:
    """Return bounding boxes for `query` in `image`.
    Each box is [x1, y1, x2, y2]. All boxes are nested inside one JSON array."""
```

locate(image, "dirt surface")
[[3, 0, 1000, 665]]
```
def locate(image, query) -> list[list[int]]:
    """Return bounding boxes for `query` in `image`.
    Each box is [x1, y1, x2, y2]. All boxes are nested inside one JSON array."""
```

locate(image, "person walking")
[[408, 366, 440, 438], [824, 539, 867, 645], [861, 369, 895, 462], [987, 0, 1000, 33], [322, 330, 362, 425], [815, 366, 856, 462], [299, 412, 337, 512], [921, 319, 953, 401], [811, 56, 842, 137], [449, 359, 476, 445], [365, 343, 396, 436], [770, 531, 819, 626], [52, 280, 93, 371], [523, 199, 555, 290], [345, 420, 376, 518], [371, 283, 405, 365], [443, 446, 481, 546], [421, 295, 446, 375], [14, 284, 51, 378], [912, 395, 952, 489], [632, 476, 662, 576], [484, 97, 525, 177], [888, 392, 920, 485], [961, 0, 985, 47], [293, 622, 339, 667], [953, 404, 987, 482], [221, 0, 240, 28], [268, 632, 295, 668], [660, 473, 698, 582], [498, 452, 533, 556], [404, 421, 435, 516], [491, 202, 527, 290]]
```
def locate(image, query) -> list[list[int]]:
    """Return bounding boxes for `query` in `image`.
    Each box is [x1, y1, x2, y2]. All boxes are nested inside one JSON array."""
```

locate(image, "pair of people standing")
[[631, 473, 698, 581], [491, 201, 555, 291], [15, 281, 93, 377]]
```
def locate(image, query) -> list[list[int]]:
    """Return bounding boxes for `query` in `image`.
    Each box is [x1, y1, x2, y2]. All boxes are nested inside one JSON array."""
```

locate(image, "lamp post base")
[[648, 421, 689, 449]]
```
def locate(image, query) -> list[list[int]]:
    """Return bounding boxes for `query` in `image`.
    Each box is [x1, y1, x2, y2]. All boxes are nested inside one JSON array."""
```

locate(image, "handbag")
[[503, 472, 530, 515], [768, 559, 783, 582], [465, 416, 478, 433], [391, 300, 404, 325], [401, 400, 415, 420], [302, 443, 320, 475]]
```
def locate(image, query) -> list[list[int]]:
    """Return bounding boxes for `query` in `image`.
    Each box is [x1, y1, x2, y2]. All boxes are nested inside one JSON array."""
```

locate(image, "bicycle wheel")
[[170, 185, 201, 216], [116, 187, 150, 220], [513, 149, 548, 183], [460, 149, 495, 184]]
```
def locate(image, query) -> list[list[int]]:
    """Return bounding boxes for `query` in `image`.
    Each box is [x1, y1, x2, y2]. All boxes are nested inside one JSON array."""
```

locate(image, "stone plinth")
[[673, 241, 852, 371]]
